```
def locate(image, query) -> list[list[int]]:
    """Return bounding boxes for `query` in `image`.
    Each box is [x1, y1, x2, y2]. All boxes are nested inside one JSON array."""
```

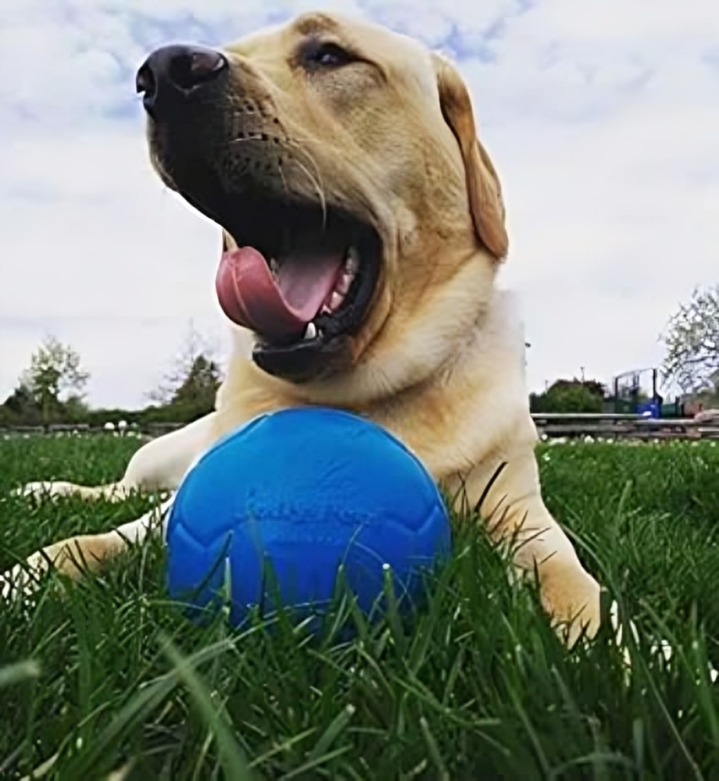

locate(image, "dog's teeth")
[[344, 247, 359, 275], [321, 304, 331, 315], [269, 258, 280, 276], [304, 322, 317, 340], [329, 292, 344, 311], [336, 272, 352, 295]]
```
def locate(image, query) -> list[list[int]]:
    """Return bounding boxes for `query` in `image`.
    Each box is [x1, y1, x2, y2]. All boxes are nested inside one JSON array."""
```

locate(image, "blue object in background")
[[165, 407, 452, 627], [638, 399, 660, 418]]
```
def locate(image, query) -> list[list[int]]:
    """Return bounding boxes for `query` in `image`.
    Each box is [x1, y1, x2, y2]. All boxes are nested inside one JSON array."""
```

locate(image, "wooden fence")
[[0, 422, 183, 438], [531, 413, 719, 441], [2, 414, 719, 442]]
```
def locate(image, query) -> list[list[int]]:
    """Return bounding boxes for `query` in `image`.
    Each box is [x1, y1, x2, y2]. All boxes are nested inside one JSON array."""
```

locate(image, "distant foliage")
[[530, 378, 606, 414], [662, 285, 719, 394], [1, 336, 90, 425], [0, 326, 222, 428], [0, 385, 41, 425], [147, 323, 223, 423]]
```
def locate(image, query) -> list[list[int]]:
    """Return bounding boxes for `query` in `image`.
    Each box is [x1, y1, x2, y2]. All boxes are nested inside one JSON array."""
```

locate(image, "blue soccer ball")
[[165, 407, 452, 627]]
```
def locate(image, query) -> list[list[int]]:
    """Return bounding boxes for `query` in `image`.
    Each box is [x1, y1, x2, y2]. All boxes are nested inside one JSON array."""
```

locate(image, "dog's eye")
[[305, 42, 354, 69]]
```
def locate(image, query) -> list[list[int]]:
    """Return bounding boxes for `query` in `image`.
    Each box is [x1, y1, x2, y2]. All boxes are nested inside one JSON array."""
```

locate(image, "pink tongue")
[[216, 247, 344, 341]]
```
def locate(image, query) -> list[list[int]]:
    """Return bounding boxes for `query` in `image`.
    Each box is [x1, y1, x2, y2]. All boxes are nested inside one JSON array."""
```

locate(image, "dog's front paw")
[[13, 481, 78, 500], [539, 561, 602, 647], [0, 552, 50, 601]]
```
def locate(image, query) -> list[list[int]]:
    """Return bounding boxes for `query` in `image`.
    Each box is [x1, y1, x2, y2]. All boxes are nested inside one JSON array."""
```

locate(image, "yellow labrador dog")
[[5, 11, 601, 645]]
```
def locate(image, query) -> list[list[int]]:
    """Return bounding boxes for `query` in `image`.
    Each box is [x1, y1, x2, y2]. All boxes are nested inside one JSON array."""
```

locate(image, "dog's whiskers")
[[283, 139, 328, 228], [224, 132, 328, 227]]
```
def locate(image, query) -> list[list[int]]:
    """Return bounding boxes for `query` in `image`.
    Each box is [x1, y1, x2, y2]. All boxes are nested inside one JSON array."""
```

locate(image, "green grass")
[[2, 434, 719, 779]]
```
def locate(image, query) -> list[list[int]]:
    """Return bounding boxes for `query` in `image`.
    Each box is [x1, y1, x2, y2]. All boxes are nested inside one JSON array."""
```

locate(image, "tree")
[[172, 354, 222, 408], [1, 384, 41, 425], [19, 336, 90, 423], [148, 323, 222, 420], [662, 285, 719, 394], [530, 378, 606, 414], [62, 393, 91, 422]]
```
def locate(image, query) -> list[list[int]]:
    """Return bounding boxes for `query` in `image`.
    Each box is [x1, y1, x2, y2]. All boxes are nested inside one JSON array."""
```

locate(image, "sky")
[[1, 0, 718, 408]]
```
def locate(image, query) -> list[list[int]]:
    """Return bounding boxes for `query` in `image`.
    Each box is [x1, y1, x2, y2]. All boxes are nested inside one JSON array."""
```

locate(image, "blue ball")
[[165, 407, 452, 627]]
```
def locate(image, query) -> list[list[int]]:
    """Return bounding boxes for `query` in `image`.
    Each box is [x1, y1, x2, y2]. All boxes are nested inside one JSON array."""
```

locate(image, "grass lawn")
[[1, 435, 719, 779]]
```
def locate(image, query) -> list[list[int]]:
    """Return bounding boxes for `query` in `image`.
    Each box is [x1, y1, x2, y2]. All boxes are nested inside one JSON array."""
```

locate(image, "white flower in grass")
[[104, 421, 115, 432]]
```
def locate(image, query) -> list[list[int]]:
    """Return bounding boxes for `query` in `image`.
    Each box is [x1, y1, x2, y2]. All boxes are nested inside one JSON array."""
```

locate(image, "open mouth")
[[209, 195, 381, 382]]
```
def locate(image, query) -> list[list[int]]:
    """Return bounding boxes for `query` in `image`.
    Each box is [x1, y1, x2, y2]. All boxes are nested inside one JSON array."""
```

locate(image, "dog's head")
[[137, 11, 508, 392]]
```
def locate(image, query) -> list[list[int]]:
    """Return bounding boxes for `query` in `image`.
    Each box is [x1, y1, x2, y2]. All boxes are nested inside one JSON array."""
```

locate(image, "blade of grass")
[[158, 631, 259, 781]]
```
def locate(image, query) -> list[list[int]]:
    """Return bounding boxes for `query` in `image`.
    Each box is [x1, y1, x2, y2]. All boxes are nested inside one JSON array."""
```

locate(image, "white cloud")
[[1, 0, 718, 407]]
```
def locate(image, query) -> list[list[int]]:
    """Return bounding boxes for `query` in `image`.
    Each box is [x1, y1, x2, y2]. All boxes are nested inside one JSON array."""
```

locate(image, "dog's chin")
[[172, 175, 383, 384], [252, 332, 355, 384]]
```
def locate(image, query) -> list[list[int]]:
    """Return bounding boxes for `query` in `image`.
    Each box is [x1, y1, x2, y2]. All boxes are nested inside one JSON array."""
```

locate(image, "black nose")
[[136, 44, 228, 118]]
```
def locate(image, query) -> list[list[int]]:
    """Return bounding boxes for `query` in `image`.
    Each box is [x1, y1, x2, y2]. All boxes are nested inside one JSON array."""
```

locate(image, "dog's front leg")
[[452, 452, 601, 647], [1, 498, 173, 600], [17, 413, 218, 501]]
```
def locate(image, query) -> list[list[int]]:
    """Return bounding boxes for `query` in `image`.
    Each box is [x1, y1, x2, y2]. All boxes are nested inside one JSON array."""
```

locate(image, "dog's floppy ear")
[[432, 53, 509, 260]]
